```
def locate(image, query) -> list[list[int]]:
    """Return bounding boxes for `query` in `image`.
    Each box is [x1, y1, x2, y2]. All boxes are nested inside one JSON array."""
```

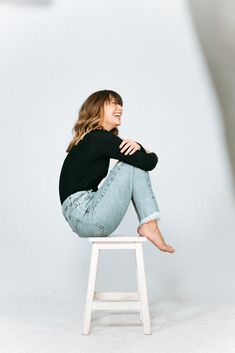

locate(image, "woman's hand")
[[119, 139, 141, 155]]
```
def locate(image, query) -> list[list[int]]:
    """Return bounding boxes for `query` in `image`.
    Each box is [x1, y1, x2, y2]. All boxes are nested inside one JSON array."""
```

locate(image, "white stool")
[[82, 236, 151, 335]]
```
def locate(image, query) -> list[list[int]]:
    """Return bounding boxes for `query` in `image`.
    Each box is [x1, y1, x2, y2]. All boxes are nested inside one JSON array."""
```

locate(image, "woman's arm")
[[90, 130, 158, 171]]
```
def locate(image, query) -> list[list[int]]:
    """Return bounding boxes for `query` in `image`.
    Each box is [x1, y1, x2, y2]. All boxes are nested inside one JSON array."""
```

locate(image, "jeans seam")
[[91, 163, 123, 211]]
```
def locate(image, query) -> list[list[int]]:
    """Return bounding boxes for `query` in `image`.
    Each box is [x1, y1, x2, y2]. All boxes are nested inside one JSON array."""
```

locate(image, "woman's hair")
[[66, 89, 123, 153]]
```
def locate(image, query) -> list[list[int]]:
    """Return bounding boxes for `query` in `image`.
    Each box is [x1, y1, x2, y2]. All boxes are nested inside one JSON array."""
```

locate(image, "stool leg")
[[82, 243, 100, 335], [135, 251, 142, 322], [135, 243, 152, 335]]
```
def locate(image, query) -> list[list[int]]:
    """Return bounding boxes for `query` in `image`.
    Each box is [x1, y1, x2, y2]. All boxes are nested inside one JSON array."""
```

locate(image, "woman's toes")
[[166, 245, 175, 253]]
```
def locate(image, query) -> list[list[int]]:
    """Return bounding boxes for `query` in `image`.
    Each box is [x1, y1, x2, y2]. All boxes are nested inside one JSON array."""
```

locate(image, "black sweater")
[[59, 129, 158, 205]]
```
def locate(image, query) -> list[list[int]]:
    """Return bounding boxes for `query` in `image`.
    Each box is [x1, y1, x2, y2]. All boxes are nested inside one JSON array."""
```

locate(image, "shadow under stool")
[[82, 236, 151, 335]]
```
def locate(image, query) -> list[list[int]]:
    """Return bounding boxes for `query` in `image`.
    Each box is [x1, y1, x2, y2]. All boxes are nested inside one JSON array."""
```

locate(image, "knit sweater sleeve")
[[90, 130, 158, 171]]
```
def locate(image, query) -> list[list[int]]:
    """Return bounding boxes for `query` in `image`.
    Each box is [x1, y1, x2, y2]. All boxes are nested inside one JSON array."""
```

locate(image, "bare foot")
[[137, 221, 175, 253]]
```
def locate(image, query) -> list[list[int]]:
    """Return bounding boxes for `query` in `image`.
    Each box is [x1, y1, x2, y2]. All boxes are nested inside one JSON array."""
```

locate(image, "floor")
[[1, 296, 234, 353]]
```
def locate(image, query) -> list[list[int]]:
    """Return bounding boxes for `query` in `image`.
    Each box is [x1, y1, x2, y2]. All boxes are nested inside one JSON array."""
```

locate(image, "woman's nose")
[[116, 104, 122, 111]]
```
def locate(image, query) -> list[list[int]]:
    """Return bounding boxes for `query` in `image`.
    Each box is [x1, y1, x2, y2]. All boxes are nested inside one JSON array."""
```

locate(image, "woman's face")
[[100, 97, 123, 131]]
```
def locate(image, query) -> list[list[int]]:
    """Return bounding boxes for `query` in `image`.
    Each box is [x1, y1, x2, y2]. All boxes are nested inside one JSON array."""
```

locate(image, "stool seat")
[[82, 236, 151, 335], [88, 236, 147, 242]]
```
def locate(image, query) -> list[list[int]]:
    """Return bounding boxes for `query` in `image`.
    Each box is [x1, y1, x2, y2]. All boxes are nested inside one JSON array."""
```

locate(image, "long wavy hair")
[[66, 90, 123, 153]]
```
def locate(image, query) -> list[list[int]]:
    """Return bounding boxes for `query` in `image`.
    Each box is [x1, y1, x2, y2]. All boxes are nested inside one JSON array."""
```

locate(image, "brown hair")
[[66, 89, 123, 153]]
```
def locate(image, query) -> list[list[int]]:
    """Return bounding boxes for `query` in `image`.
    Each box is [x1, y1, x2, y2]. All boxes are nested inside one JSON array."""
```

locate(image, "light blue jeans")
[[61, 161, 161, 237]]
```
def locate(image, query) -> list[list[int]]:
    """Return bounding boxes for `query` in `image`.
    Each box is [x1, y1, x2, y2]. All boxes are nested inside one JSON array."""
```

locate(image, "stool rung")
[[94, 291, 139, 301], [92, 301, 141, 311]]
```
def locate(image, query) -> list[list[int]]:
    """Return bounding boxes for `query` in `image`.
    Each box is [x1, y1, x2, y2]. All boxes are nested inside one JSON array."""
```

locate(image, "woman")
[[59, 89, 175, 253]]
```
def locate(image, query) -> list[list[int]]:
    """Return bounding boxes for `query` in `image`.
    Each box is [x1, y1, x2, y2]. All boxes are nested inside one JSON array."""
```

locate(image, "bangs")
[[106, 91, 123, 106]]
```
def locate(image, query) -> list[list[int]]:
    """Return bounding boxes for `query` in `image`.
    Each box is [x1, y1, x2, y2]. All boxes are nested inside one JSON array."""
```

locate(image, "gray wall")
[[1, 0, 234, 307]]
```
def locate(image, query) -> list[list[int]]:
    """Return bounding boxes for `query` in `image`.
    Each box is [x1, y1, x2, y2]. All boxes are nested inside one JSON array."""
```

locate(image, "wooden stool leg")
[[135, 250, 142, 322], [82, 243, 100, 335], [135, 243, 152, 335]]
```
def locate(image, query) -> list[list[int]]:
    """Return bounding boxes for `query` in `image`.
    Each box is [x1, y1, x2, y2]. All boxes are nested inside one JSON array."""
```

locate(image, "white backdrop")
[[1, 0, 235, 328]]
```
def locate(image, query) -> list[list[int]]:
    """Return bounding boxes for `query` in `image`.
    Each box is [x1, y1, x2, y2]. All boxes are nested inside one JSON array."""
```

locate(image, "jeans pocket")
[[72, 193, 93, 212]]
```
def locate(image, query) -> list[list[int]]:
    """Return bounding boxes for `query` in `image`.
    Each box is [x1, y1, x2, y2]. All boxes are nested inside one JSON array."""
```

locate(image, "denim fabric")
[[61, 161, 161, 237]]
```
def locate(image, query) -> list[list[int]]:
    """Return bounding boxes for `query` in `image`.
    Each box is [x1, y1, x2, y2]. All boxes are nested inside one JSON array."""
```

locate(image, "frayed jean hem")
[[139, 211, 161, 225]]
